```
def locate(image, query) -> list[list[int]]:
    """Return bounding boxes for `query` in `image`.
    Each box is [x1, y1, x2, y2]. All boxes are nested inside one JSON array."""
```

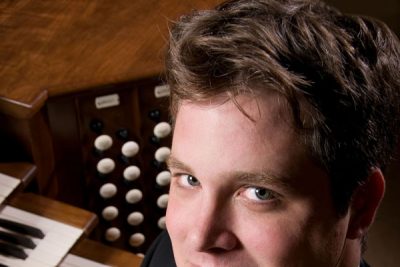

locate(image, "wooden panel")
[[0, 162, 36, 185], [0, 0, 222, 118], [8, 192, 98, 235], [0, 162, 37, 199], [0, 109, 58, 195], [71, 239, 143, 267]]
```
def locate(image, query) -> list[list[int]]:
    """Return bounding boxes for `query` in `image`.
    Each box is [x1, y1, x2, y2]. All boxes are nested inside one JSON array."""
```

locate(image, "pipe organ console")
[[0, 0, 221, 265], [46, 79, 173, 253], [0, 0, 398, 266]]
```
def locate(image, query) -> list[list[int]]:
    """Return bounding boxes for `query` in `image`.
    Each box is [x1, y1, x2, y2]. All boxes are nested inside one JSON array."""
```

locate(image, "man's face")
[[166, 93, 351, 267]]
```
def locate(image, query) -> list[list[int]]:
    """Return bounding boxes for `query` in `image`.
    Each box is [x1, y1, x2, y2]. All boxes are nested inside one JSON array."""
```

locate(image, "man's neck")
[[338, 238, 362, 267]]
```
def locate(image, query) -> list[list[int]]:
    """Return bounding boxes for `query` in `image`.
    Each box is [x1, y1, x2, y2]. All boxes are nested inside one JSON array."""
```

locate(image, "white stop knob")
[[129, 233, 145, 247], [156, 171, 171, 186], [153, 122, 172, 138], [99, 183, 117, 199], [105, 227, 121, 242], [94, 135, 113, 151], [97, 158, 115, 174], [155, 147, 171, 162], [102, 206, 119, 221], [158, 216, 166, 229], [123, 166, 141, 181], [126, 189, 143, 204], [157, 194, 169, 208], [127, 212, 144, 226], [121, 141, 139, 157]]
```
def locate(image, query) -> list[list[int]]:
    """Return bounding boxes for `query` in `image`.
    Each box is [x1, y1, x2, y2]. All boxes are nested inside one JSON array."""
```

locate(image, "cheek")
[[234, 202, 343, 266], [166, 196, 179, 233], [166, 194, 189, 240], [237, 217, 302, 264]]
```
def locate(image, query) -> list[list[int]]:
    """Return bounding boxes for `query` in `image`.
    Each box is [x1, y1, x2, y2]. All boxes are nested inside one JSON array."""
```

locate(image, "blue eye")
[[177, 174, 200, 188], [254, 187, 272, 200], [186, 175, 200, 186], [243, 186, 275, 202]]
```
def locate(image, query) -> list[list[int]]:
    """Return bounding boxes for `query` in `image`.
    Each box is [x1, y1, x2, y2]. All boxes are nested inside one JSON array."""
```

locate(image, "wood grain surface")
[[0, 0, 222, 118]]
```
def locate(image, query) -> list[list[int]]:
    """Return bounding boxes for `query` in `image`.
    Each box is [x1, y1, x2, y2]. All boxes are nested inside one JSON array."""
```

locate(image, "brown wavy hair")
[[165, 0, 400, 216]]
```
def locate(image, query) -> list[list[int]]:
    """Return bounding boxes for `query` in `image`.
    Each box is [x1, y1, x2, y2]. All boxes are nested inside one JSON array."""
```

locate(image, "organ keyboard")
[[0, 205, 83, 267], [0, 170, 84, 266], [0, 163, 143, 267], [0, 173, 20, 205]]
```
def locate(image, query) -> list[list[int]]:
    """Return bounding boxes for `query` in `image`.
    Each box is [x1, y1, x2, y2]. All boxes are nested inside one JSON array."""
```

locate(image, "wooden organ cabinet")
[[46, 79, 173, 253], [0, 0, 221, 265]]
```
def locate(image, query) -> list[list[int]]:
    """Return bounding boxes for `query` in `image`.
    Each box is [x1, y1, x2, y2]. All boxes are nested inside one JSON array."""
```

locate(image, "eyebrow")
[[167, 155, 194, 174], [167, 155, 294, 192], [234, 171, 293, 192]]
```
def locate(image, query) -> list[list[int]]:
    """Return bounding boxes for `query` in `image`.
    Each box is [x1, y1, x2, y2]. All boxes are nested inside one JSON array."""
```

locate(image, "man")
[[141, 0, 400, 266]]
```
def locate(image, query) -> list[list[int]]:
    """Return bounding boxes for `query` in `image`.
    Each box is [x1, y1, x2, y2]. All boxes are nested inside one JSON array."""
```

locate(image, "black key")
[[0, 230, 36, 249], [0, 218, 44, 239], [0, 241, 28, 259], [0, 264, 8, 267]]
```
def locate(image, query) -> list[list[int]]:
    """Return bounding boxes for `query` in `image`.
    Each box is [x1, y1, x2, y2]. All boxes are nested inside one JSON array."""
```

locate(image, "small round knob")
[[153, 122, 172, 138], [99, 183, 117, 199], [127, 211, 144, 226], [116, 128, 129, 140], [90, 119, 104, 134], [148, 109, 161, 121], [149, 135, 160, 145], [105, 227, 121, 242], [123, 166, 141, 182], [122, 141, 140, 157], [154, 147, 171, 162], [129, 233, 145, 247], [126, 189, 143, 204], [97, 158, 115, 174], [156, 171, 171, 186], [158, 216, 166, 229], [157, 194, 169, 209], [94, 135, 113, 151], [102, 206, 119, 221]]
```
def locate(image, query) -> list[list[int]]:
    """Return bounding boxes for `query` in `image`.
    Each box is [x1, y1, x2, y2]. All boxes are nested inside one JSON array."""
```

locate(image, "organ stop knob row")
[[123, 166, 141, 181], [91, 115, 171, 251], [156, 171, 171, 186], [153, 122, 172, 139], [105, 228, 146, 247]]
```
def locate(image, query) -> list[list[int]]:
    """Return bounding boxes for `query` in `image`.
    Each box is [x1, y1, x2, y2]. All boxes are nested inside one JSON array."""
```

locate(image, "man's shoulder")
[[361, 259, 371, 267], [140, 231, 176, 267]]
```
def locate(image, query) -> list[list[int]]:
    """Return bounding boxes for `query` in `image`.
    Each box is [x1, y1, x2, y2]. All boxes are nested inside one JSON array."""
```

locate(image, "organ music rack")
[[0, 0, 221, 265]]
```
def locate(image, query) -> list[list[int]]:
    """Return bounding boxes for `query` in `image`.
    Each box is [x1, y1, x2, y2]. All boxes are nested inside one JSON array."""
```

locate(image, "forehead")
[[172, 92, 306, 175], [174, 91, 291, 131]]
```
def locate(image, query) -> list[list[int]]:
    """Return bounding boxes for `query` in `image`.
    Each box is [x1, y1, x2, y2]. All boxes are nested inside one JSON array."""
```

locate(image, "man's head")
[[164, 0, 400, 266]]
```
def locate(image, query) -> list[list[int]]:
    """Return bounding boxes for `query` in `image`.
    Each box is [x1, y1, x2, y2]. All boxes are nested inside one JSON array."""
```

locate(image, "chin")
[[176, 254, 255, 267]]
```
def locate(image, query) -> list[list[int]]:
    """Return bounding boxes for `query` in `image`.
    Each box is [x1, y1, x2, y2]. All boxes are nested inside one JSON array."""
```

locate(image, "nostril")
[[207, 247, 231, 254]]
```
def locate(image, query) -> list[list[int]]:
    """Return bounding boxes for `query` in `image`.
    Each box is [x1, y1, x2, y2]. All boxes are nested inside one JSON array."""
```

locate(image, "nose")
[[187, 196, 239, 253]]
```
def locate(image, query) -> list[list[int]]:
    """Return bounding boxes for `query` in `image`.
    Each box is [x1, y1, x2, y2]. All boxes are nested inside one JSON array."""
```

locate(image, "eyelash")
[[173, 173, 279, 204], [240, 186, 278, 203], [175, 174, 200, 189]]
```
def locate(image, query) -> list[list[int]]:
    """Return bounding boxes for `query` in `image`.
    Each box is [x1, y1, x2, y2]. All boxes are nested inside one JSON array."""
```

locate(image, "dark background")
[[326, 0, 400, 266]]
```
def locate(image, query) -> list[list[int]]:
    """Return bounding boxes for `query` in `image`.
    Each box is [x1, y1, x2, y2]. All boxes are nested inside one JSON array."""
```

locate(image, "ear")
[[346, 168, 385, 239]]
